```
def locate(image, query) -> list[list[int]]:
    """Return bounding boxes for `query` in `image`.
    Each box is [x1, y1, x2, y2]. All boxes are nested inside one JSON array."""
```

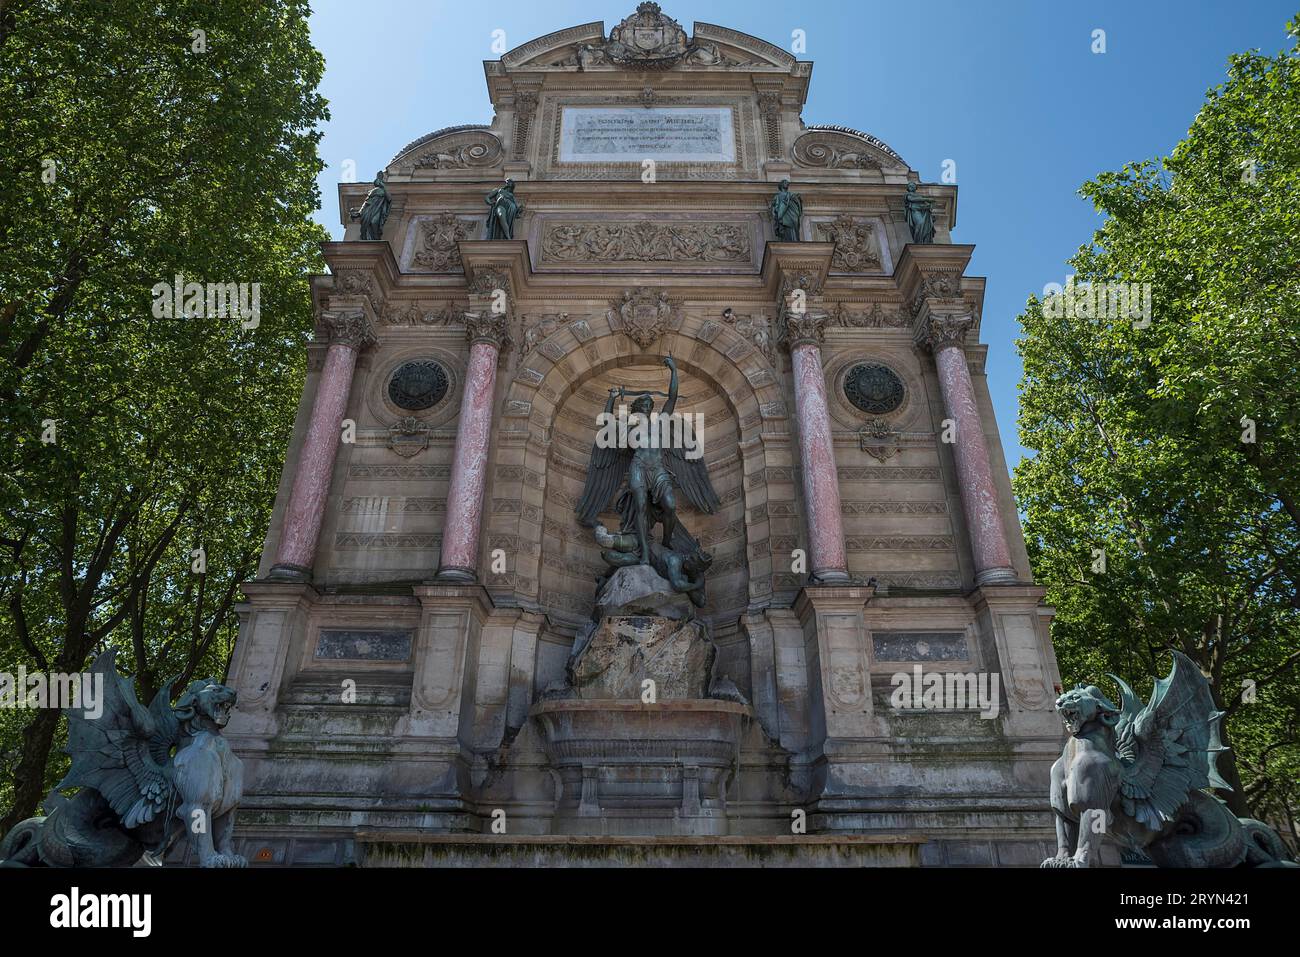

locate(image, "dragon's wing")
[[1112, 651, 1230, 831], [59, 650, 176, 829], [663, 445, 721, 515], [576, 436, 629, 527]]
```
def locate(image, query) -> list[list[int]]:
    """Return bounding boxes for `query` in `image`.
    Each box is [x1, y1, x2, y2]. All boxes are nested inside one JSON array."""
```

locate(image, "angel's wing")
[[576, 435, 630, 527], [59, 650, 178, 829], [663, 446, 721, 515], [1112, 651, 1231, 831]]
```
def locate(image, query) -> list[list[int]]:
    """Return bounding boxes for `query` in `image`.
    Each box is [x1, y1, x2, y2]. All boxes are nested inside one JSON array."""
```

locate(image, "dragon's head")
[[1054, 684, 1121, 736], [173, 678, 238, 734]]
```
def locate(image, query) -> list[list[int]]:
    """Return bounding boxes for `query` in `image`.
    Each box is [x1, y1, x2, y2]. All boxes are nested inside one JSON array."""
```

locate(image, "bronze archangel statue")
[[576, 356, 720, 589]]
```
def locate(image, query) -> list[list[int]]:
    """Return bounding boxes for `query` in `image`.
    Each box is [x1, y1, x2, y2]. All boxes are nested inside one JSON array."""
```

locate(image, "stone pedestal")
[[532, 563, 751, 835], [532, 699, 748, 835]]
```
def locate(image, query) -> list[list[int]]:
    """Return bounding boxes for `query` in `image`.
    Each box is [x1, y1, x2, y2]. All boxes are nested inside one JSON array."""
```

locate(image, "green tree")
[[0, 0, 328, 829], [1014, 15, 1300, 837]]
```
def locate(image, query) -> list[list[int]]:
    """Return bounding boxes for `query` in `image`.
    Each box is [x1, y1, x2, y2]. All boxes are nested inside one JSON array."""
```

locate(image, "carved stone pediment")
[[792, 129, 905, 171], [542, 4, 767, 71], [607, 287, 677, 348], [391, 128, 503, 176]]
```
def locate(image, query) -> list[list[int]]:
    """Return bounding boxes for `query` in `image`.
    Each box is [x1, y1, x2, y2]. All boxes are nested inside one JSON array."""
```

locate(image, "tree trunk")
[[0, 706, 62, 834]]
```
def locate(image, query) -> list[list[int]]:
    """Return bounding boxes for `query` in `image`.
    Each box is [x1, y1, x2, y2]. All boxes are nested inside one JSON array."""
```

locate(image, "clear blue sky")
[[308, 0, 1297, 473]]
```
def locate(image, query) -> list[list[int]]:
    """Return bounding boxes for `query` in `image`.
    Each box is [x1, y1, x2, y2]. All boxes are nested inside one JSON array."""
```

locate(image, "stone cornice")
[[312, 233, 981, 312]]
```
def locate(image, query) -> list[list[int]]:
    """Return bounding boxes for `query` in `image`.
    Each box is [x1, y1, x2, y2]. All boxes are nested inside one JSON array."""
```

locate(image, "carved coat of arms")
[[609, 287, 676, 348], [605, 3, 690, 67]]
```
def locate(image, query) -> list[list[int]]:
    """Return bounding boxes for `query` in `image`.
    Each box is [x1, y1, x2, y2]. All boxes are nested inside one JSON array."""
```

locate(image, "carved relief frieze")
[[831, 302, 910, 329], [539, 221, 751, 264], [381, 301, 465, 326]]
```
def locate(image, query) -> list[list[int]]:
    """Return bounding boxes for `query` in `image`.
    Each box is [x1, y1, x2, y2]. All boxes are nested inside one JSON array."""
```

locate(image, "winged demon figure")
[[0, 650, 245, 868], [1043, 651, 1295, 868]]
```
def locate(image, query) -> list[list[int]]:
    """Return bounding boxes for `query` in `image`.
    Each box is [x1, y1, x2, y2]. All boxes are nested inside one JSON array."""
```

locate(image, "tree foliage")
[[0, 0, 328, 829], [1014, 16, 1300, 837]]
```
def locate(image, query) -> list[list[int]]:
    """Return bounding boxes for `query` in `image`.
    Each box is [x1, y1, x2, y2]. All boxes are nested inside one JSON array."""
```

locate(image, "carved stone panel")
[[540, 220, 751, 264], [406, 214, 478, 273], [815, 216, 882, 272]]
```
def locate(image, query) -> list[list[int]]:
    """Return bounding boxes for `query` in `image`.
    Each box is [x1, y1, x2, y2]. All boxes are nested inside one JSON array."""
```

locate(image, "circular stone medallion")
[[388, 359, 449, 411], [844, 363, 905, 415]]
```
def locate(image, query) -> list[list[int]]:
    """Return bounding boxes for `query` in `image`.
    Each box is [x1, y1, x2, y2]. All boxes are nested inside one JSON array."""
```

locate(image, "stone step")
[[354, 832, 924, 868]]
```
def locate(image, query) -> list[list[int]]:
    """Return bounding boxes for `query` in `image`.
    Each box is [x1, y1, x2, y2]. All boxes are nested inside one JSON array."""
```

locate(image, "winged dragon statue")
[[575, 355, 720, 604], [1043, 651, 1295, 868], [0, 650, 245, 868]]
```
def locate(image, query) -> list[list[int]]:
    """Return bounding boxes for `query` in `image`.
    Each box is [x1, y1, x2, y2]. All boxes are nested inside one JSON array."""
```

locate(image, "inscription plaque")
[[559, 107, 736, 163]]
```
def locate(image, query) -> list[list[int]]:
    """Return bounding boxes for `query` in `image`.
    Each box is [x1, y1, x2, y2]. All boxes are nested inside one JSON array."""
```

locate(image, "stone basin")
[[530, 698, 750, 835]]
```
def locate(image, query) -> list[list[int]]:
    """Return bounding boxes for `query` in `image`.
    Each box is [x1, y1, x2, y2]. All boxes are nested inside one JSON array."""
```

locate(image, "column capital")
[[318, 308, 377, 351], [914, 311, 975, 354], [777, 271, 829, 350], [778, 307, 830, 350], [464, 310, 513, 353], [467, 267, 514, 311]]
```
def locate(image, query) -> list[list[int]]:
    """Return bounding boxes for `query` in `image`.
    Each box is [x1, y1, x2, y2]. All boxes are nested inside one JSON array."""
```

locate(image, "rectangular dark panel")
[[314, 629, 413, 661], [871, 631, 968, 662]]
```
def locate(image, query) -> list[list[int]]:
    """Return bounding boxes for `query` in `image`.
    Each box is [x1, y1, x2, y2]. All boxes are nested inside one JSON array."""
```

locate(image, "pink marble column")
[[436, 310, 511, 581], [923, 314, 1017, 585], [784, 311, 849, 583], [270, 309, 375, 581]]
